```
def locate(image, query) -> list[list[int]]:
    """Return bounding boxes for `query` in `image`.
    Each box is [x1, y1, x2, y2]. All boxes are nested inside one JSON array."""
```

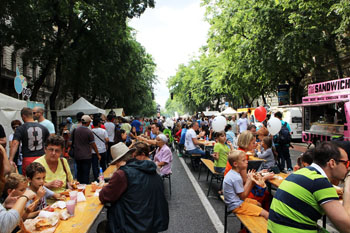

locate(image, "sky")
[[129, 0, 210, 109]]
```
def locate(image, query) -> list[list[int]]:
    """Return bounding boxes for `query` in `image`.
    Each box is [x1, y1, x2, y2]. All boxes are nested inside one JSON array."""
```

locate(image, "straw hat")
[[110, 142, 136, 165]]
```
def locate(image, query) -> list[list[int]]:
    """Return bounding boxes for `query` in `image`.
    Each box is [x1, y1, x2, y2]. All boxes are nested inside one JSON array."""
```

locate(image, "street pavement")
[[87, 141, 311, 233]]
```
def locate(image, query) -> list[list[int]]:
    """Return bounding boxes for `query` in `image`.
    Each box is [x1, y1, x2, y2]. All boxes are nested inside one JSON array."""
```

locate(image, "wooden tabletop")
[[268, 173, 289, 187], [198, 140, 215, 147], [104, 165, 117, 179], [55, 185, 103, 233], [248, 156, 266, 161]]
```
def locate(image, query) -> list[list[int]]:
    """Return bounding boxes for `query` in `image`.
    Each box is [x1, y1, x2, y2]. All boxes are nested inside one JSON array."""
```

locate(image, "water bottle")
[[98, 167, 104, 184]]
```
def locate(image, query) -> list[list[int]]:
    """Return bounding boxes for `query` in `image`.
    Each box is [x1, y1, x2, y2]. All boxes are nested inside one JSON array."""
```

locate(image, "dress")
[[268, 164, 339, 232]]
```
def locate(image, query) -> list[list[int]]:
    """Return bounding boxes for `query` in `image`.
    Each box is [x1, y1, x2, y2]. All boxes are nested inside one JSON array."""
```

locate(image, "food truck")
[[298, 77, 350, 145], [270, 106, 303, 140]]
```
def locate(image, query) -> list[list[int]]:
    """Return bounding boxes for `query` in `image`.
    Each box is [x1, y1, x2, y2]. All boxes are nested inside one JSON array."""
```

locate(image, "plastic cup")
[[77, 184, 86, 194], [69, 191, 78, 202], [66, 200, 76, 216]]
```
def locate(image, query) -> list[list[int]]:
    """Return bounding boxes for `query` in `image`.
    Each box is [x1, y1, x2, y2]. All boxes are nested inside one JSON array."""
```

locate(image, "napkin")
[[94, 189, 101, 197], [77, 192, 86, 202]]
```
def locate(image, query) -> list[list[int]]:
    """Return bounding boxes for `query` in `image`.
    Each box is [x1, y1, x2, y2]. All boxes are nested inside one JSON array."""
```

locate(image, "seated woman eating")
[[34, 135, 74, 194]]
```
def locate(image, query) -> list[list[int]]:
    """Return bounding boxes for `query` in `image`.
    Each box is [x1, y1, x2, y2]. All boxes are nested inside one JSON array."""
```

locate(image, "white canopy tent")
[[0, 93, 27, 152], [58, 97, 105, 116], [221, 107, 237, 116], [202, 111, 220, 117]]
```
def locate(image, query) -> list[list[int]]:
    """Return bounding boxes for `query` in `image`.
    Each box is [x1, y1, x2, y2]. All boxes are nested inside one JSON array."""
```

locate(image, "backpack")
[[276, 122, 291, 145]]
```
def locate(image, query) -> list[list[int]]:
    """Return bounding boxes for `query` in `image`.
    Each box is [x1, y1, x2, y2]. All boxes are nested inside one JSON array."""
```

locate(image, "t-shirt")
[[34, 156, 73, 193], [91, 128, 108, 153], [185, 128, 197, 151], [13, 122, 49, 158], [72, 126, 94, 160], [226, 131, 235, 145], [39, 119, 55, 134], [268, 166, 339, 233], [257, 148, 275, 169], [223, 170, 244, 212], [237, 118, 248, 133], [26, 186, 54, 210], [104, 122, 116, 142], [214, 142, 230, 168], [154, 145, 173, 175], [131, 120, 141, 133]]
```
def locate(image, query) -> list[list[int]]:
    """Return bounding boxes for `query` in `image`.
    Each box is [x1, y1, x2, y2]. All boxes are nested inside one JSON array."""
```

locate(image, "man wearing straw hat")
[[99, 142, 169, 233]]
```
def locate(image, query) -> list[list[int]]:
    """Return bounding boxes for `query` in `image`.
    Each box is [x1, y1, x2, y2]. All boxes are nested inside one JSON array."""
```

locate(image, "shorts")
[[22, 156, 41, 176], [233, 198, 263, 216]]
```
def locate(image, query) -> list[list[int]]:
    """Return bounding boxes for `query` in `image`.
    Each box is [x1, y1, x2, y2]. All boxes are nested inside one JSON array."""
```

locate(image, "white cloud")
[[129, 1, 209, 108]]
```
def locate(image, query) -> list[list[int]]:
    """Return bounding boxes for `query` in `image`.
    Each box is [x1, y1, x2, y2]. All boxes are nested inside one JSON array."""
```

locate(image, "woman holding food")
[[34, 136, 74, 194], [0, 145, 36, 233]]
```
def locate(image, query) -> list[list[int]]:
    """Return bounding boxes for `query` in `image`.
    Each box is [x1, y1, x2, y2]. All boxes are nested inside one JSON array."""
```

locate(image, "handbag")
[[60, 158, 70, 189], [68, 129, 76, 158]]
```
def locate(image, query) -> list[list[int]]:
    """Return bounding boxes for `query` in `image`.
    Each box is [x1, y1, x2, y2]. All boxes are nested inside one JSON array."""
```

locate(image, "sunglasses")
[[335, 159, 350, 168]]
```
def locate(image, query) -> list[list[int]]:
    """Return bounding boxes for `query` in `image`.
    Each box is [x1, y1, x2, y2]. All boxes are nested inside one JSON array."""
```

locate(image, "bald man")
[[33, 107, 55, 135]]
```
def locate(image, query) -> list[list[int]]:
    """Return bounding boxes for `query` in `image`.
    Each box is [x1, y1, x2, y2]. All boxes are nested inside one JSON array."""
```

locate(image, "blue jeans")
[[92, 152, 107, 181], [214, 166, 225, 173], [276, 144, 292, 170], [76, 158, 92, 184], [187, 148, 206, 156]]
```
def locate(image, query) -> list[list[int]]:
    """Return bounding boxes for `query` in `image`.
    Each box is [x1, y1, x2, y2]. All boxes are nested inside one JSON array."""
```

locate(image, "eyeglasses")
[[335, 159, 350, 168], [46, 148, 62, 154]]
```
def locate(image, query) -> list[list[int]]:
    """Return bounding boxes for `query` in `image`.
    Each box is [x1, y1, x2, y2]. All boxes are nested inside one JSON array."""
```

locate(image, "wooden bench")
[[220, 195, 267, 233], [236, 213, 267, 233], [198, 158, 224, 196]]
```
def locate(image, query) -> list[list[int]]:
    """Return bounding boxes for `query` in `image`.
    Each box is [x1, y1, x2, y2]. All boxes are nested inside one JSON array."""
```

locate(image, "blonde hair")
[[4, 173, 27, 192], [228, 150, 245, 167], [237, 130, 254, 150]]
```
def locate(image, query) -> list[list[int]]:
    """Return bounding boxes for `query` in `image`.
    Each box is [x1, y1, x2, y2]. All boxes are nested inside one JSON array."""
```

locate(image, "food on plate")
[[60, 189, 71, 197], [251, 173, 266, 188], [43, 206, 55, 212], [59, 209, 70, 220], [71, 180, 79, 189]]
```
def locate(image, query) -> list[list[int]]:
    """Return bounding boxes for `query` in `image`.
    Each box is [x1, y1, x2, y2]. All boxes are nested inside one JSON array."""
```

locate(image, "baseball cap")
[[81, 115, 92, 123]]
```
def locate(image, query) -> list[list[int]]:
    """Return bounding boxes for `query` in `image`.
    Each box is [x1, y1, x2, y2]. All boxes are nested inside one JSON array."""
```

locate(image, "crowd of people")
[[1, 107, 350, 233], [0, 108, 173, 233]]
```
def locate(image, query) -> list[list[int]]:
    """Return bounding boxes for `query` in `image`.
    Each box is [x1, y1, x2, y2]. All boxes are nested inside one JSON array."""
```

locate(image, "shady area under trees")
[[166, 0, 350, 115], [0, 0, 157, 127]]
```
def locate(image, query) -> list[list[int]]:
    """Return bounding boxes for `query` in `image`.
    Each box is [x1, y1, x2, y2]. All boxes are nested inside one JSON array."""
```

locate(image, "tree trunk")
[[31, 57, 56, 101], [49, 56, 62, 131], [261, 92, 266, 105]]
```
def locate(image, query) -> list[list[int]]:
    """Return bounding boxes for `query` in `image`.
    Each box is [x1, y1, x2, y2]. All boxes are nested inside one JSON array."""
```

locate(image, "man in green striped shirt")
[[268, 141, 350, 233]]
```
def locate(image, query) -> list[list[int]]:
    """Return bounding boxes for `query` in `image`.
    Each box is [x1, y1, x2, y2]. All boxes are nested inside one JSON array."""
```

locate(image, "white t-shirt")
[[237, 118, 248, 133], [91, 128, 108, 153], [40, 119, 55, 134], [104, 122, 115, 142], [185, 128, 197, 151]]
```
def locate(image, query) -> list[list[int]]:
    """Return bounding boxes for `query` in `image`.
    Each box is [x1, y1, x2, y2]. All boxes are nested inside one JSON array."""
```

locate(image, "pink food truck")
[[298, 77, 350, 145]]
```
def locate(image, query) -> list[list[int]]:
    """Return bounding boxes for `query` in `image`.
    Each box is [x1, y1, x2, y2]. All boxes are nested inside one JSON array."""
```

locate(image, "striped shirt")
[[268, 166, 339, 233]]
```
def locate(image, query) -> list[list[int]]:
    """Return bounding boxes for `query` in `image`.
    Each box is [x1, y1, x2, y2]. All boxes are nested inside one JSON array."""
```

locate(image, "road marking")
[[179, 157, 224, 233]]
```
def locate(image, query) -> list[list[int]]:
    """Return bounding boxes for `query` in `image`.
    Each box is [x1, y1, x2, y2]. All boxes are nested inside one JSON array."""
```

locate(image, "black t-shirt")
[[0, 124, 5, 138], [13, 122, 49, 157]]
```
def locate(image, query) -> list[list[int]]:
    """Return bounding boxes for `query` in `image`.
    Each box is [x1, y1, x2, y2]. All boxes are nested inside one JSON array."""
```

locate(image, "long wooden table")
[[268, 173, 289, 187], [103, 165, 117, 180], [236, 213, 267, 233], [55, 185, 103, 233]]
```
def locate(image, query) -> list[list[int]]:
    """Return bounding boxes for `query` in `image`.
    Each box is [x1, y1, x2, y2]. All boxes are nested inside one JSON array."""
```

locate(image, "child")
[[213, 131, 233, 173], [293, 149, 314, 171], [223, 150, 269, 219], [1, 173, 28, 206], [256, 136, 275, 170], [25, 162, 61, 217]]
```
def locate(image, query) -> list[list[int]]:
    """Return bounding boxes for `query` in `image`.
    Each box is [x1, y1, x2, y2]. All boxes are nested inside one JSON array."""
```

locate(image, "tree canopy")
[[167, 0, 350, 114], [1, 0, 157, 124]]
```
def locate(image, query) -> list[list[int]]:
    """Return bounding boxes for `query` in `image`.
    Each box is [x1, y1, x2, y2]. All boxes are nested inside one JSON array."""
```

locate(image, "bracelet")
[[19, 195, 29, 202]]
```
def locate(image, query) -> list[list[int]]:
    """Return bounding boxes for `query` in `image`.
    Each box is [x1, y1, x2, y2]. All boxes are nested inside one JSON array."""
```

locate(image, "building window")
[[0, 48, 3, 68], [11, 52, 16, 71], [23, 59, 28, 76]]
